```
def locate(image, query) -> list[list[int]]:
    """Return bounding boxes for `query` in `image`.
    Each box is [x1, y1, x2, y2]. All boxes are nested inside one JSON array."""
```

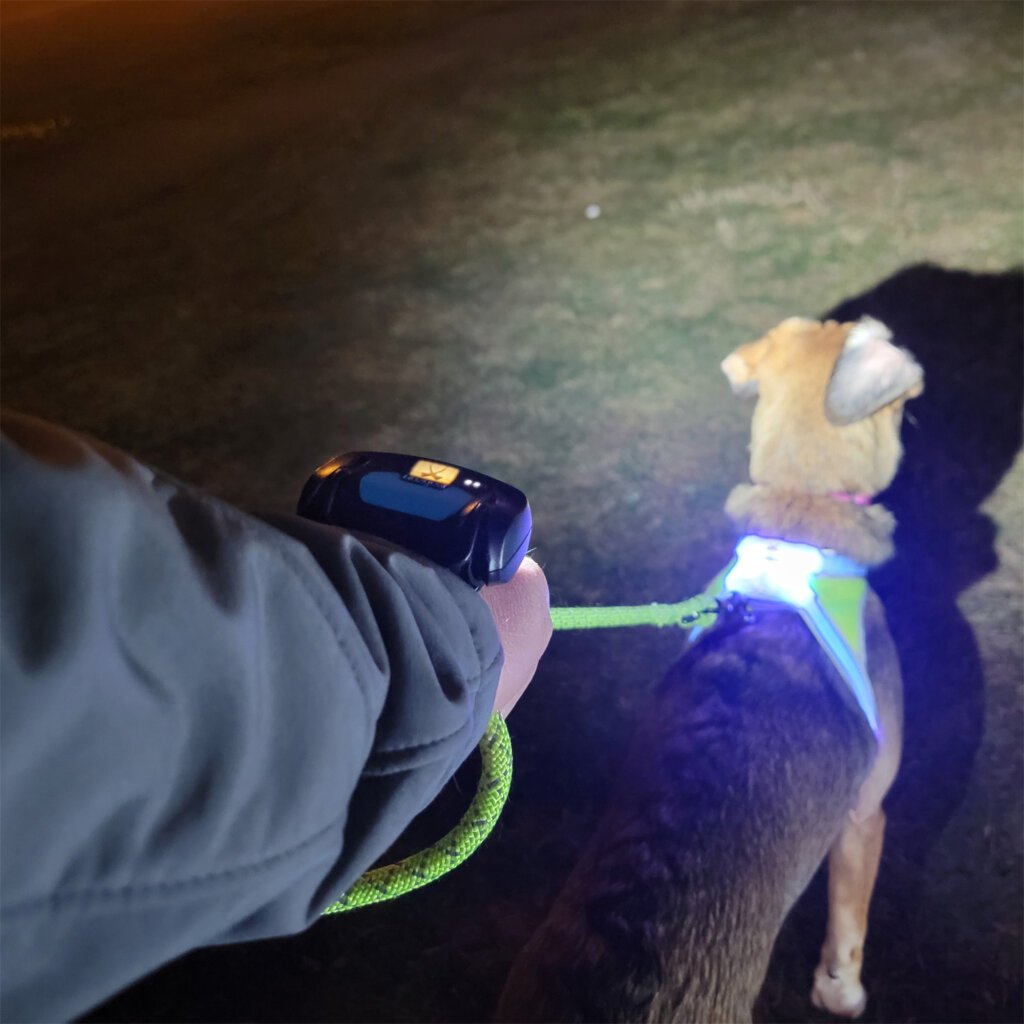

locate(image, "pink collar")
[[829, 491, 873, 506]]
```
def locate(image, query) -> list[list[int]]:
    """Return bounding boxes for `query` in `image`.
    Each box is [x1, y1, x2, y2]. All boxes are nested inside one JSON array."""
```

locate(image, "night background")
[[2, 2, 1021, 1022]]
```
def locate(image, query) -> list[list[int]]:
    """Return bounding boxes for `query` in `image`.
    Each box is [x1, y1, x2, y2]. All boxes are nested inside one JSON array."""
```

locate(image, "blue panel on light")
[[359, 472, 468, 521]]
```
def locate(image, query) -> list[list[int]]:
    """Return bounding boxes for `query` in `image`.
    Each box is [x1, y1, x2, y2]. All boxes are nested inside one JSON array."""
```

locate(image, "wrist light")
[[297, 451, 532, 589]]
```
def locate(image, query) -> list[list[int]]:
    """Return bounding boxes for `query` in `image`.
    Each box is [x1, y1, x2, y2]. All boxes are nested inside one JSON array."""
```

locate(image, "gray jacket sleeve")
[[0, 411, 503, 1023]]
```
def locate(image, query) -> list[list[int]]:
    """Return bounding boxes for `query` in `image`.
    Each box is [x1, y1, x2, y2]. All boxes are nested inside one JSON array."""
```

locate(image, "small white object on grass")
[[584, 204, 602, 220]]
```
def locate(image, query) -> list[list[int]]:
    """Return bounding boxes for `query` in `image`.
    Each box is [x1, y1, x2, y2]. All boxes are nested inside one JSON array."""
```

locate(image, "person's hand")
[[479, 556, 552, 717]]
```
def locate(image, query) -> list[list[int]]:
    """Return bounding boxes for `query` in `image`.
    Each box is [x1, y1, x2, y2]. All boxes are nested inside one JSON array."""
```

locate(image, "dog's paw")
[[811, 963, 868, 1018]]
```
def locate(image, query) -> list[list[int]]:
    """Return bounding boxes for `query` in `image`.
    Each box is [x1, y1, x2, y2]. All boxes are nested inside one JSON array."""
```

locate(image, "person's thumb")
[[479, 556, 552, 717]]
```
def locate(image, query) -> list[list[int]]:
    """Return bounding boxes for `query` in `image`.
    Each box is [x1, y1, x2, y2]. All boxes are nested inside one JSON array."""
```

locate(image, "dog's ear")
[[721, 343, 762, 397], [825, 317, 924, 425], [722, 317, 814, 397]]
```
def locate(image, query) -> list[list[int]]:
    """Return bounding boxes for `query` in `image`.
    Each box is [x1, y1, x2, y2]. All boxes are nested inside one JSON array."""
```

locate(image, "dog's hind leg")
[[811, 696, 900, 1020], [811, 803, 886, 1018]]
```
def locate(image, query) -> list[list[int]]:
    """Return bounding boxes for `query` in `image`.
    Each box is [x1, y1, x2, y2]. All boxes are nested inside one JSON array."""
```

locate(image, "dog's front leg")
[[811, 803, 886, 1018]]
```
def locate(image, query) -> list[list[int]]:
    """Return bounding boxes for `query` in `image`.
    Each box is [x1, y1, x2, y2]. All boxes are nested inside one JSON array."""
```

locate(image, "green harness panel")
[[809, 573, 868, 666]]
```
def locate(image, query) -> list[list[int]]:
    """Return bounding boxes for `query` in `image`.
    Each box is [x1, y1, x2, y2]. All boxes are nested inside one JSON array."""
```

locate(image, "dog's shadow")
[[757, 263, 1023, 1023]]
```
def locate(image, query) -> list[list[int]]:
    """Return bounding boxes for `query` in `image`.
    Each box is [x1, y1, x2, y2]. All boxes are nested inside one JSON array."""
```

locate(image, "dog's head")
[[721, 316, 924, 497]]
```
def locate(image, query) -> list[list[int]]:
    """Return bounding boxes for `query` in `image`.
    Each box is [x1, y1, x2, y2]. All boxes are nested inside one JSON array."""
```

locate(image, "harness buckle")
[[715, 592, 756, 628]]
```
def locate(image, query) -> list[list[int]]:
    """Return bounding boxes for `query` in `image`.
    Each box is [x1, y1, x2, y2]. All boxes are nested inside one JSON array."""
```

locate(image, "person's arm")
[[0, 412, 505, 1023]]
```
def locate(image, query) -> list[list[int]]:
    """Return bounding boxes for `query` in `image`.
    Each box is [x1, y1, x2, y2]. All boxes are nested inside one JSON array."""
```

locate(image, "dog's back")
[[496, 599, 894, 1023]]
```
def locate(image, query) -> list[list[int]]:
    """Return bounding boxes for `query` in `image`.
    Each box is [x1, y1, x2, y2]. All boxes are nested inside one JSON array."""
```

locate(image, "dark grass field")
[[2, 2, 1021, 1021]]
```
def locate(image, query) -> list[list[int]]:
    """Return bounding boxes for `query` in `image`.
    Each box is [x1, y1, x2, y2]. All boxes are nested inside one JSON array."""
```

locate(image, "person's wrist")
[[479, 557, 552, 717]]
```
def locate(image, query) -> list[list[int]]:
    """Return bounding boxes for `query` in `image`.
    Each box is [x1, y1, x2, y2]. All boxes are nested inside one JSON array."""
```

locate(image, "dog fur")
[[495, 316, 923, 1023]]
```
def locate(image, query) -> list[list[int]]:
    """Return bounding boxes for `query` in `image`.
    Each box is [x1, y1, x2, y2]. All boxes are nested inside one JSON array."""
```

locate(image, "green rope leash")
[[322, 711, 513, 914], [550, 593, 719, 632], [323, 592, 720, 914]]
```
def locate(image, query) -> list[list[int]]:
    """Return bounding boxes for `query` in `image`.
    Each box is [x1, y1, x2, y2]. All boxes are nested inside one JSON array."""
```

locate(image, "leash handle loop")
[[321, 713, 512, 914]]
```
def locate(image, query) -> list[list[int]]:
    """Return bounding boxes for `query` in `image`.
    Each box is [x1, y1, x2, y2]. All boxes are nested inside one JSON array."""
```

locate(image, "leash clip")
[[715, 592, 755, 627], [677, 600, 722, 627]]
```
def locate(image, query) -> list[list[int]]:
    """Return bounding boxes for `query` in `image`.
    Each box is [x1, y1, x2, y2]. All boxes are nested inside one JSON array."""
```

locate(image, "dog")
[[495, 316, 924, 1023]]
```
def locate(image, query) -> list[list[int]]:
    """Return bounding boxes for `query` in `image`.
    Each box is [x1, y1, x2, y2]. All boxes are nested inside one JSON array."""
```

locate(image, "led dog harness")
[[692, 535, 879, 736], [547, 538, 880, 737]]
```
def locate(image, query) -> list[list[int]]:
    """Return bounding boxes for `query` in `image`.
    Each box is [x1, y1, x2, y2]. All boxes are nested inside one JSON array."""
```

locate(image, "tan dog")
[[723, 315, 922, 1016], [496, 317, 923, 1022]]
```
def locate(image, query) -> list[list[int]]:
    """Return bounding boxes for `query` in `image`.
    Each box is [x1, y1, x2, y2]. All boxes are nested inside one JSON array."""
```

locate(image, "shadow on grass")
[[758, 263, 1024, 1024], [835, 264, 1022, 865]]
